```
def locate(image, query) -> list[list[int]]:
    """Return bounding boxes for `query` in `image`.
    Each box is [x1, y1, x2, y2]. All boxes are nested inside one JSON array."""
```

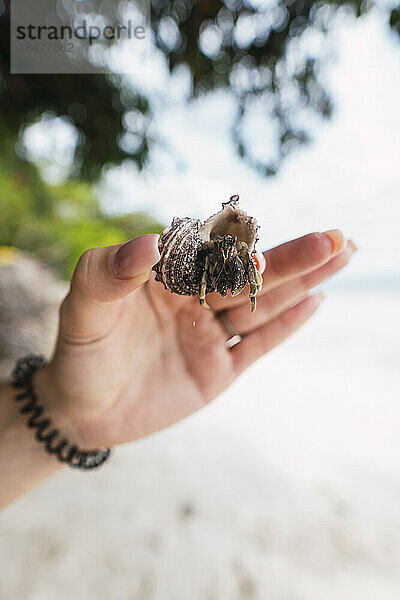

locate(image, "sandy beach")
[[1, 288, 399, 600]]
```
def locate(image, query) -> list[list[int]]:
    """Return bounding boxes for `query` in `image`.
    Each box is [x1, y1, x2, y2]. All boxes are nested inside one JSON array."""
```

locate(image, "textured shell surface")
[[154, 216, 204, 296], [154, 196, 260, 299]]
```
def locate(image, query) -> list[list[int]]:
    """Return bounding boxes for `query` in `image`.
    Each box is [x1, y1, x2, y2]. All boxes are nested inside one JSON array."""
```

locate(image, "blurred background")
[[0, 0, 400, 598]]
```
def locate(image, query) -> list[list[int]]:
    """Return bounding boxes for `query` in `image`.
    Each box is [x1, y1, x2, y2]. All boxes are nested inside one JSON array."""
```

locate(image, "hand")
[[36, 230, 357, 449]]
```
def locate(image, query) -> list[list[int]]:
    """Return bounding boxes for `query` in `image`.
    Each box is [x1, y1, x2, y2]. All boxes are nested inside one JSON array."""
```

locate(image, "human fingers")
[[231, 293, 324, 375], [225, 240, 357, 335], [60, 234, 160, 343], [209, 230, 345, 311]]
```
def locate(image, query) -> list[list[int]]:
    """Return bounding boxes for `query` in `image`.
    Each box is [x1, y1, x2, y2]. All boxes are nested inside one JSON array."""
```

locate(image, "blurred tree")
[[0, 0, 399, 179], [0, 119, 163, 278]]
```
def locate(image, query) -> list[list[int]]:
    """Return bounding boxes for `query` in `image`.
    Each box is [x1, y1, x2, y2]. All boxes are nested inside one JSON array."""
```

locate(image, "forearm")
[[0, 374, 64, 510]]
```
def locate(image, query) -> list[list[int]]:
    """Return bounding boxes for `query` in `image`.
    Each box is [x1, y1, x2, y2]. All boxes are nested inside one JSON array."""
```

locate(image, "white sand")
[[1, 289, 399, 600]]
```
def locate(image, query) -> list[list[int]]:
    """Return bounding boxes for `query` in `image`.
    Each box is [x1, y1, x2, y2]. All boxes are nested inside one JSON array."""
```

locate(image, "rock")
[[0, 247, 67, 382]]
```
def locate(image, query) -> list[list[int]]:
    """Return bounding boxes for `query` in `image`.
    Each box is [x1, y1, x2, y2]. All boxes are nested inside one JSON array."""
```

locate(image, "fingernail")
[[253, 252, 266, 274], [314, 291, 325, 303], [323, 230, 345, 254], [347, 239, 358, 254], [114, 234, 160, 279]]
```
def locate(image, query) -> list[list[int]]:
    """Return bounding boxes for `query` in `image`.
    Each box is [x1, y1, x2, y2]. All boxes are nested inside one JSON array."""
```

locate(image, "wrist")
[[33, 366, 86, 447], [0, 382, 63, 509], [26, 355, 110, 471], [33, 363, 108, 449], [12, 355, 110, 470]]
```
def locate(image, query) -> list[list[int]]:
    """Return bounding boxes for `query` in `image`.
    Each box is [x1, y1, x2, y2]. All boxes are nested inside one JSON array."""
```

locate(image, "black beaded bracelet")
[[11, 354, 111, 470]]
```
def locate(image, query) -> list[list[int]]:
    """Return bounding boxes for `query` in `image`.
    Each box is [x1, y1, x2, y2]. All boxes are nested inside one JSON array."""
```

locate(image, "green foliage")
[[0, 127, 163, 279]]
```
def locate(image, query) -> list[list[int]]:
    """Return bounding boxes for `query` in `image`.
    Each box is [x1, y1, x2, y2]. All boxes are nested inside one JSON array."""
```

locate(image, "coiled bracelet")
[[12, 354, 111, 470]]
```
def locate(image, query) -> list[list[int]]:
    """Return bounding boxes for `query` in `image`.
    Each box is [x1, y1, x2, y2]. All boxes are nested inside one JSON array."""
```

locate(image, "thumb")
[[60, 234, 160, 342], [72, 233, 160, 303]]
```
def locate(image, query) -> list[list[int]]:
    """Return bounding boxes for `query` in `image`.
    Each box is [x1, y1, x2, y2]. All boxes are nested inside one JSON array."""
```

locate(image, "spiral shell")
[[154, 195, 260, 298]]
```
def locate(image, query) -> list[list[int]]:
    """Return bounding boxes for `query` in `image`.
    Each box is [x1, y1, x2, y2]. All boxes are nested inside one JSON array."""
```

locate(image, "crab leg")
[[247, 258, 262, 313], [254, 264, 263, 293], [199, 256, 210, 309]]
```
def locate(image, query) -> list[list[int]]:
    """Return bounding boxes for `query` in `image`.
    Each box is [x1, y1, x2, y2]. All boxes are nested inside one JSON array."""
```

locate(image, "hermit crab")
[[153, 195, 263, 312]]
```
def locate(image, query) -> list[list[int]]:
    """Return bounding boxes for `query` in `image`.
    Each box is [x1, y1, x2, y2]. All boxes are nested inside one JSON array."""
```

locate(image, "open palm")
[[38, 231, 356, 449]]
